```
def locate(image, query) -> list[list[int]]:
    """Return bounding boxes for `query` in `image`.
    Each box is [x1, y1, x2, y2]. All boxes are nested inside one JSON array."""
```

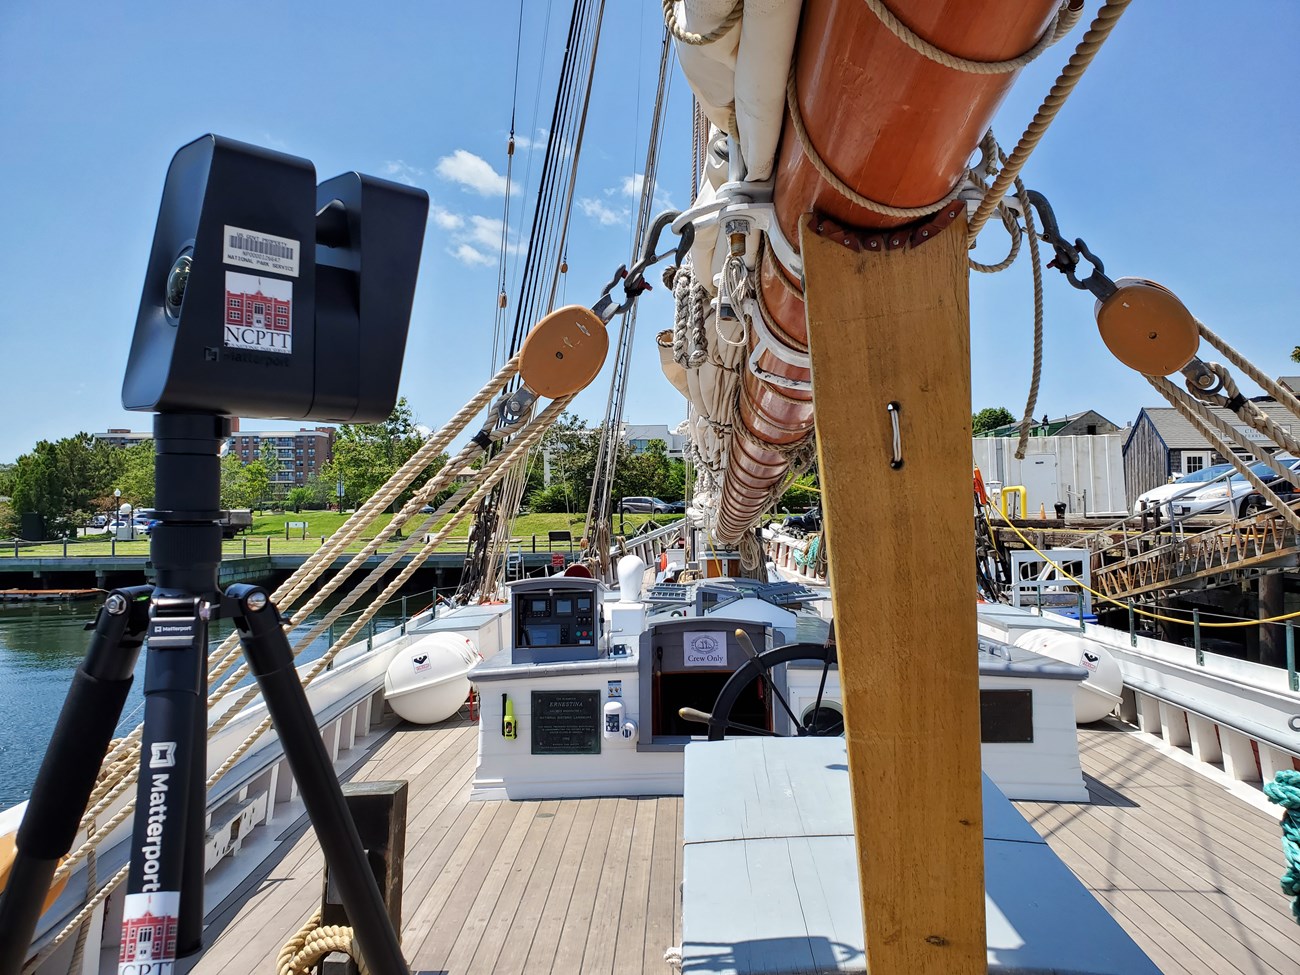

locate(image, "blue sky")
[[1, 2, 1297, 464]]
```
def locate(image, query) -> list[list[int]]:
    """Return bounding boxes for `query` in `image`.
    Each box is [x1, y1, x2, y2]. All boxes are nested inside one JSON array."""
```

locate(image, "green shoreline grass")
[[1, 511, 683, 559]]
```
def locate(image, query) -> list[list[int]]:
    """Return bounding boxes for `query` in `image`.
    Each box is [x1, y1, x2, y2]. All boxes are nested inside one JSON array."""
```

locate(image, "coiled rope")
[[1263, 769, 1300, 924], [861, 0, 1081, 75], [277, 910, 369, 975], [662, 0, 742, 46]]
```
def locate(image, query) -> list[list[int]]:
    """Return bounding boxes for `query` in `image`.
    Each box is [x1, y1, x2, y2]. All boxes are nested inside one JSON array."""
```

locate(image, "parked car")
[[782, 506, 821, 532], [618, 496, 673, 514], [1132, 463, 1234, 518], [1168, 455, 1300, 521], [666, 500, 686, 514]]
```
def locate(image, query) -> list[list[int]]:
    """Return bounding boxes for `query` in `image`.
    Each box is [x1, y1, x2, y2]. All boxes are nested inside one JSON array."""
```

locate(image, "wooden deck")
[[186, 719, 682, 975], [1015, 724, 1300, 975], [185, 719, 1298, 975]]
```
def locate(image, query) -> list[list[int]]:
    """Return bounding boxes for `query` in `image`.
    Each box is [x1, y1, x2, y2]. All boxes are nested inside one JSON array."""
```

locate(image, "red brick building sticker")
[[119, 891, 180, 973], [224, 270, 292, 355]]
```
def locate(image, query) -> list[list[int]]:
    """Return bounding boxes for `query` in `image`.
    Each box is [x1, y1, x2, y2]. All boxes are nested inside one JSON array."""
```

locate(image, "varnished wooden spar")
[[802, 212, 986, 973], [716, 0, 1061, 541]]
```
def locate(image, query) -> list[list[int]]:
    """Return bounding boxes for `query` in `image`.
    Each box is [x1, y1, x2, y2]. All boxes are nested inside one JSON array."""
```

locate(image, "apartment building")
[[96, 421, 335, 488]]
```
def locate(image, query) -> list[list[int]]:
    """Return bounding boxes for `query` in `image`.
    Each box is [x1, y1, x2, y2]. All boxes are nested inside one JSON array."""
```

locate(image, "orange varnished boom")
[[716, 0, 1060, 543]]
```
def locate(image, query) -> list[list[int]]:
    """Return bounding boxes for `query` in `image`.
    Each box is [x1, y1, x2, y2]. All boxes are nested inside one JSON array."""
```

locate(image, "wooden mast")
[[801, 211, 986, 973]]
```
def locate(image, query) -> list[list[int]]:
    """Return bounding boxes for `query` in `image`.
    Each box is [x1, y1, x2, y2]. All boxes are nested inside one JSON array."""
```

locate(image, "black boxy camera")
[[122, 135, 428, 422]]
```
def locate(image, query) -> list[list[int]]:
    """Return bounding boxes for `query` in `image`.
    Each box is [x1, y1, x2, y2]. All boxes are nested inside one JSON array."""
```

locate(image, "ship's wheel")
[[681, 632, 841, 741]]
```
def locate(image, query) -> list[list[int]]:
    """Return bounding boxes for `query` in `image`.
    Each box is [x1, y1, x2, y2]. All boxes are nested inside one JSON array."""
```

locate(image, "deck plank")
[[524, 797, 611, 974], [490, 798, 584, 974], [565, 796, 638, 974], [187, 713, 1300, 975], [1013, 724, 1300, 975], [642, 796, 680, 973], [612, 799, 659, 975]]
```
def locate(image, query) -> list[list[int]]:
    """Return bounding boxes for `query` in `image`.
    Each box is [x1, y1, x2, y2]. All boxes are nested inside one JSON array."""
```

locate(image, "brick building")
[[95, 421, 335, 488]]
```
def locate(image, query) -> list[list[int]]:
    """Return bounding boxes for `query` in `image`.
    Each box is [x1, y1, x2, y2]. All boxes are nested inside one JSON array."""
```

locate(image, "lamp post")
[[114, 489, 122, 540]]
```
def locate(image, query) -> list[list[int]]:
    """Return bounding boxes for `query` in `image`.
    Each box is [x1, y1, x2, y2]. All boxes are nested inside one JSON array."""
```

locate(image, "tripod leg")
[[120, 595, 208, 964], [0, 587, 152, 975], [226, 584, 410, 975]]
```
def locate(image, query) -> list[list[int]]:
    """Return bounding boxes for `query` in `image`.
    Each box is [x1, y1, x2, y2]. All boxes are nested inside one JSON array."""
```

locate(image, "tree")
[[527, 413, 608, 514], [302, 472, 335, 509], [116, 440, 155, 510], [242, 460, 270, 511], [0, 463, 14, 498], [217, 452, 246, 506], [4, 434, 123, 536], [259, 441, 284, 500], [325, 397, 440, 509], [779, 471, 820, 512], [615, 439, 674, 500], [972, 406, 1016, 436], [285, 486, 313, 512], [1291, 346, 1300, 364]]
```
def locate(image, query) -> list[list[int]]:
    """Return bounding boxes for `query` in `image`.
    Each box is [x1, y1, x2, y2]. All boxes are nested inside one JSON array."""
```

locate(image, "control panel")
[[510, 577, 604, 664]]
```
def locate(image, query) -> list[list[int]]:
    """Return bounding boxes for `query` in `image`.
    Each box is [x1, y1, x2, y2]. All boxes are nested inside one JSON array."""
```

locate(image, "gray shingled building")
[[1122, 403, 1299, 505]]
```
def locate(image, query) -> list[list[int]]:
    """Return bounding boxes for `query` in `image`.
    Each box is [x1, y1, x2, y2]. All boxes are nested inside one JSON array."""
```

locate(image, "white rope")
[[662, 0, 742, 46], [1146, 375, 1300, 534], [861, 0, 1079, 75], [1197, 320, 1300, 424], [969, 0, 1132, 239], [1186, 363, 1300, 460], [785, 64, 959, 220]]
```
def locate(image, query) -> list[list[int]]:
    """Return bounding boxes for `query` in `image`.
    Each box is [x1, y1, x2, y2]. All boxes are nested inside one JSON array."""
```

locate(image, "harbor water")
[[0, 586, 430, 808]]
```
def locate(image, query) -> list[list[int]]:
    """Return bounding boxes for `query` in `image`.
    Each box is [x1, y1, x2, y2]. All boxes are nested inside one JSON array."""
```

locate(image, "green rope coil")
[[1263, 769, 1300, 924]]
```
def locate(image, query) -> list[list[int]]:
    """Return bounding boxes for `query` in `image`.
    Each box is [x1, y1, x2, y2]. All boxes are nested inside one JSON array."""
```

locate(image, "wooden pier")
[[0, 588, 100, 603]]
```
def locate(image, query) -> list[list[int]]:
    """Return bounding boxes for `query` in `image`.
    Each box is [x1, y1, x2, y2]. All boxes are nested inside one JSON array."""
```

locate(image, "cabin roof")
[[1136, 402, 1300, 450]]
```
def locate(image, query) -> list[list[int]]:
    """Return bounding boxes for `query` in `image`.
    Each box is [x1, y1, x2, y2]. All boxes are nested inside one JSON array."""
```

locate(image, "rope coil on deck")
[[1263, 769, 1300, 924], [277, 910, 369, 975]]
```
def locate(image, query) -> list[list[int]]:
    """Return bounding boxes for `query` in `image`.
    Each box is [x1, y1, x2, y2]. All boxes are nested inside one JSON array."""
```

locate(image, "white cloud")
[[430, 204, 463, 231], [383, 160, 425, 186], [513, 130, 546, 151], [435, 149, 516, 196], [427, 203, 524, 269], [578, 197, 627, 227], [620, 172, 675, 211], [449, 243, 494, 267]]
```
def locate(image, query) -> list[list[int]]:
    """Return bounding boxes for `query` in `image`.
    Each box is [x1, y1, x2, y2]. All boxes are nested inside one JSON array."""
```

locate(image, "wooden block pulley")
[[1095, 278, 1200, 376], [519, 305, 609, 398]]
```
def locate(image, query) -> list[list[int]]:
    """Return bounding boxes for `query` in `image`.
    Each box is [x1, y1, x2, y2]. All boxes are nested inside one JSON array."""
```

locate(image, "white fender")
[[1014, 629, 1125, 724]]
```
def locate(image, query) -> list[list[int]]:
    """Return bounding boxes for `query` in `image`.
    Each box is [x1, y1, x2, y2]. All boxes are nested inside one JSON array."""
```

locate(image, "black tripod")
[[0, 413, 409, 975]]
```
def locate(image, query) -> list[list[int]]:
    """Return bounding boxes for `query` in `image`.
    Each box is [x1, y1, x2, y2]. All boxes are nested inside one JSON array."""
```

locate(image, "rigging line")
[[490, 0, 528, 371], [506, 0, 557, 316], [509, 0, 526, 125], [475, 0, 605, 598], [584, 25, 673, 541], [503, 0, 588, 360], [494, 2, 604, 590], [509, 0, 593, 356], [545, 0, 608, 311]]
